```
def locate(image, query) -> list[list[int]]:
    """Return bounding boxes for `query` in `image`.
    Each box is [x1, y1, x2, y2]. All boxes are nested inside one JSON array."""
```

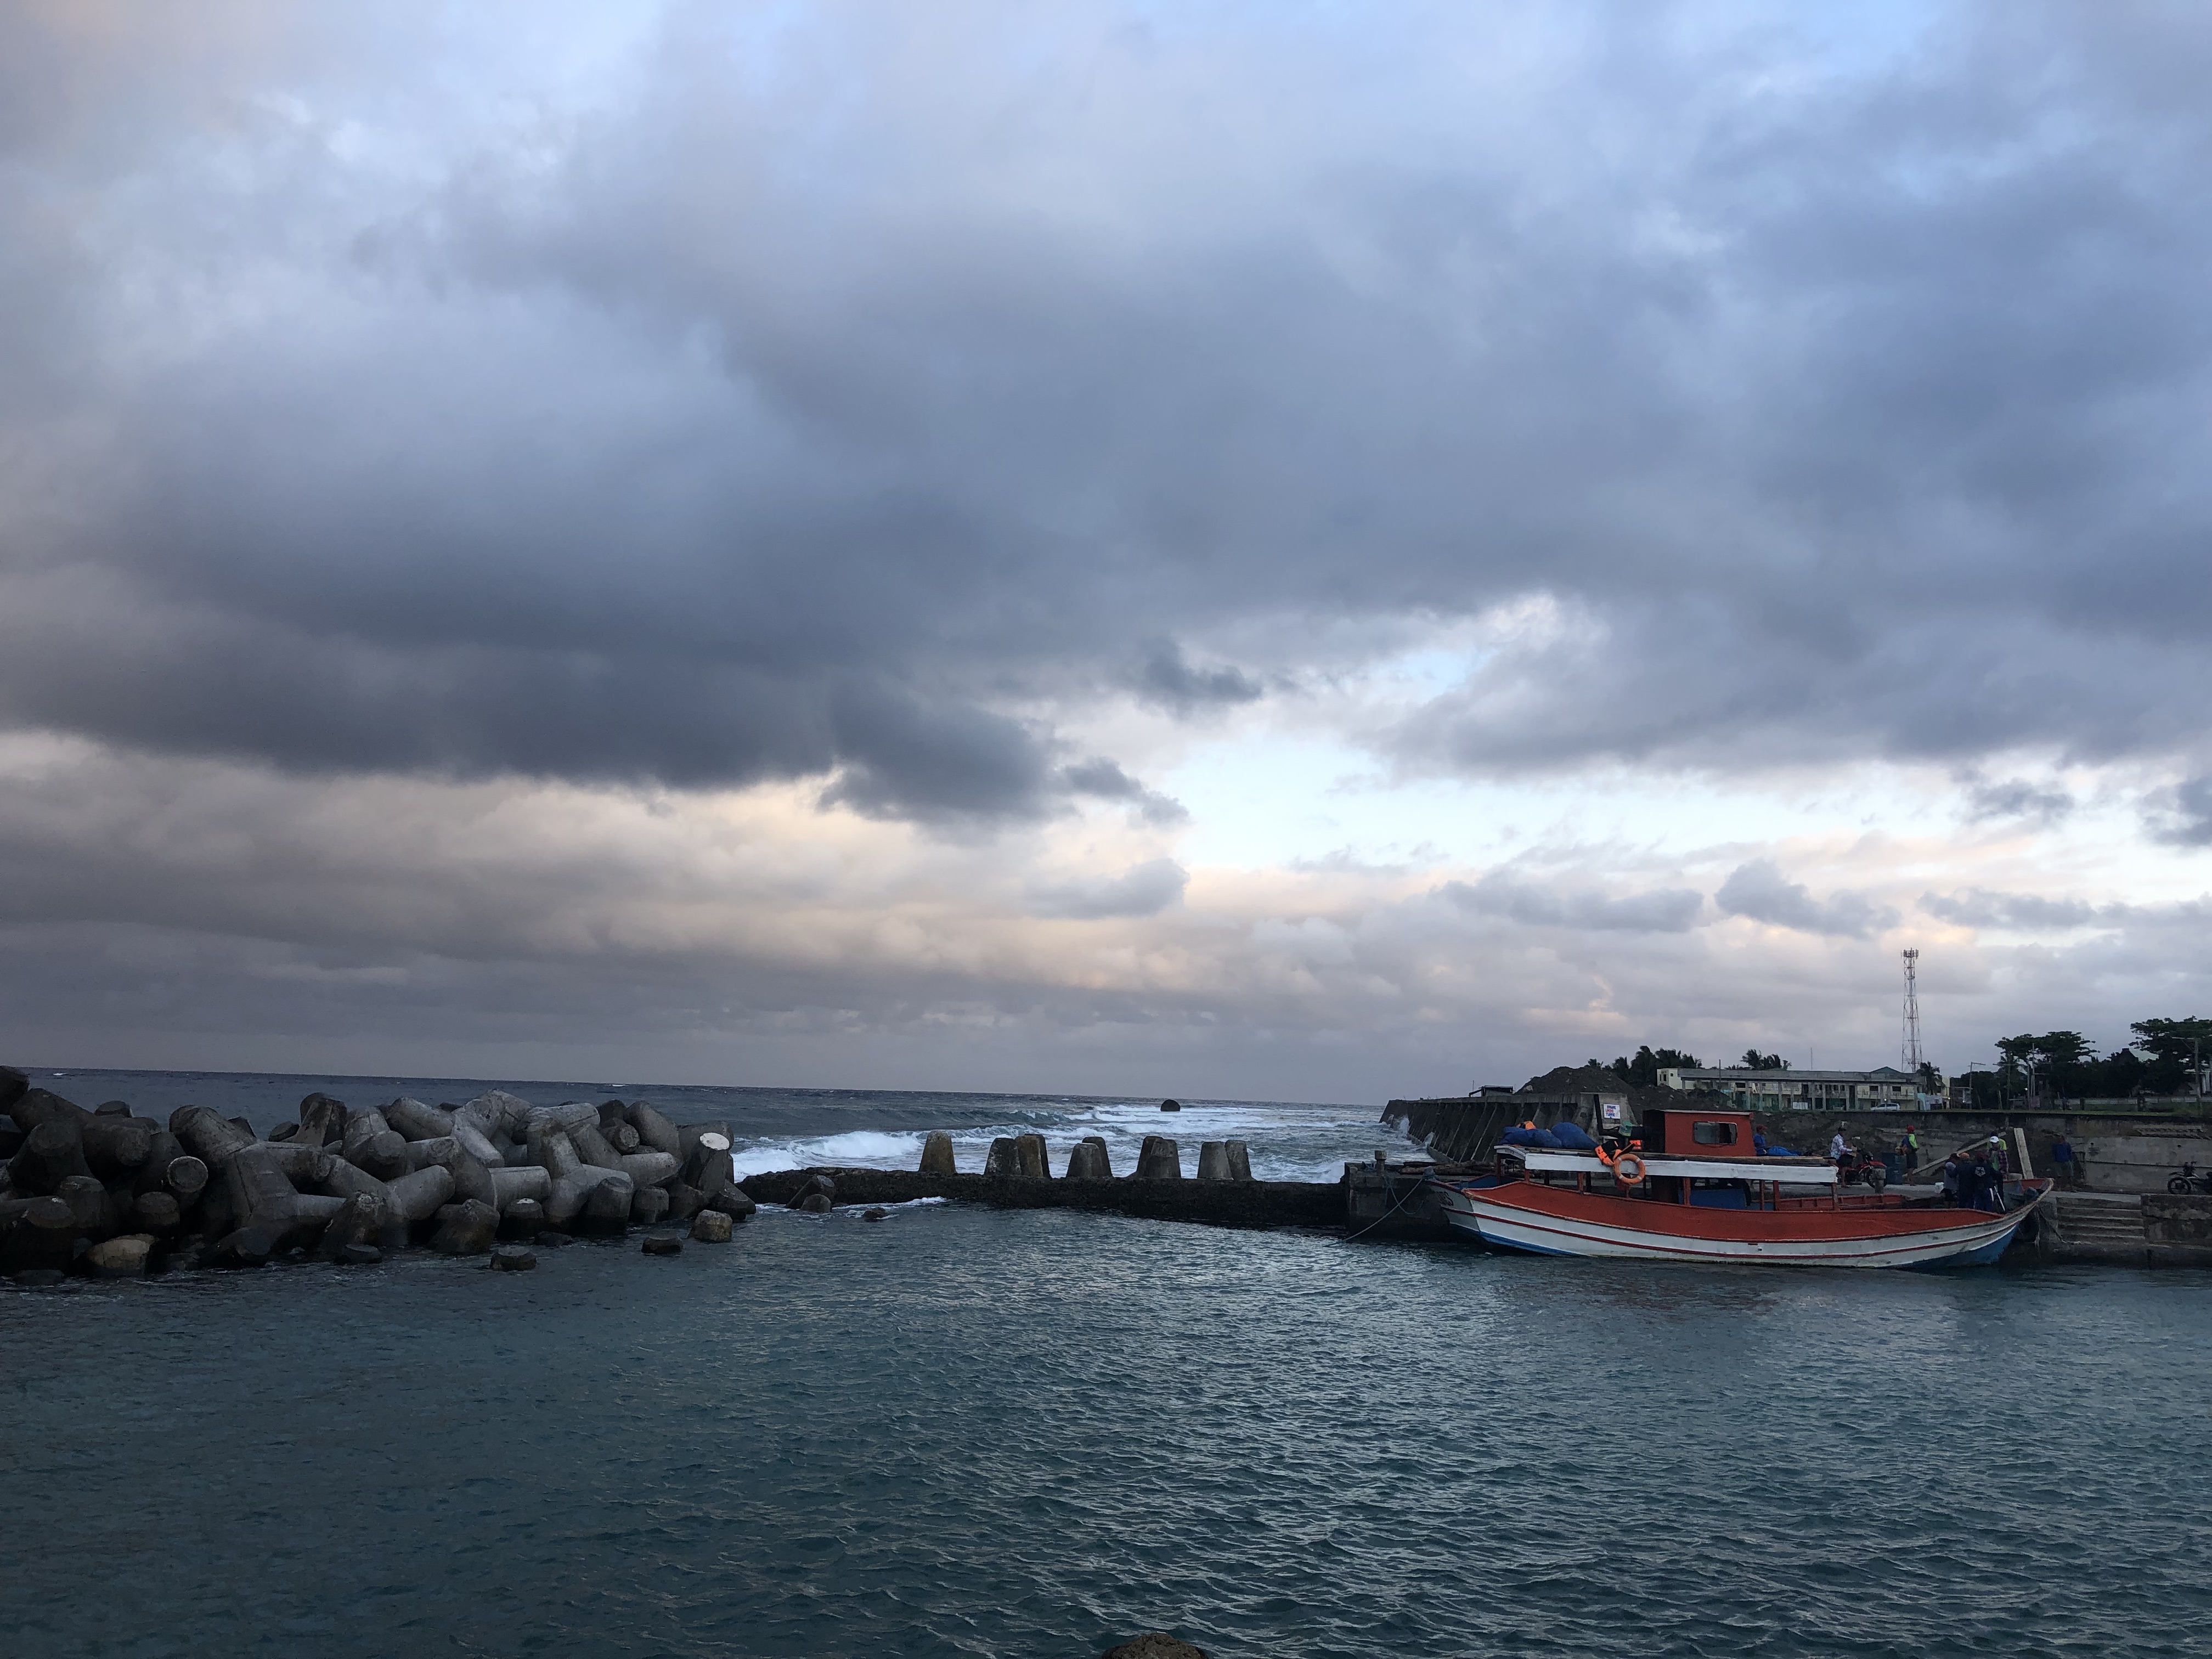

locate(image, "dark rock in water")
[[1102, 1635, 1208, 1659], [1135, 1136, 1183, 1180], [315, 1193, 381, 1262], [336, 1243, 382, 1266], [533, 1230, 573, 1248], [706, 1186, 757, 1222], [918, 1130, 957, 1176], [1159, 1099, 1182, 1112], [83, 1234, 154, 1279], [789, 1172, 836, 1207], [209, 1225, 279, 1269], [862, 1206, 888, 1222], [689, 1209, 733, 1243], [641, 1234, 682, 1256], [488, 1247, 536, 1272], [662, 1181, 703, 1222], [983, 1137, 1019, 1177], [10, 1267, 65, 1288], [797, 1193, 832, 1214], [1065, 1136, 1114, 1179]]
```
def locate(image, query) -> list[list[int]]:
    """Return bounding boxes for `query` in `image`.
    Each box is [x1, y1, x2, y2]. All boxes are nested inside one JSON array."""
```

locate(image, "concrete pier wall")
[[739, 1167, 1344, 1230]]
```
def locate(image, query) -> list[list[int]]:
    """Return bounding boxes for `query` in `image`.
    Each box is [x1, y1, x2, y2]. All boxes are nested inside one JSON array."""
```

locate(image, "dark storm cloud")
[[1024, 859, 1189, 920], [1, 2, 2209, 816], [1442, 872, 1703, 934], [1961, 774, 2075, 827], [2146, 777, 2212, 848], [1716, 860, 1897, 939]]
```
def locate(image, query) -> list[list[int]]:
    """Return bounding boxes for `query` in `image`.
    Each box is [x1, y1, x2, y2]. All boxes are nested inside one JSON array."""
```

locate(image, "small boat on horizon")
[[1430, 1105, 2046, 1269]]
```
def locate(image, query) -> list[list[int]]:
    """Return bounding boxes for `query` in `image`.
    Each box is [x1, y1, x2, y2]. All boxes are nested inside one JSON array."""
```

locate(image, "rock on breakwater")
[[0, 1064, 752, 1283]]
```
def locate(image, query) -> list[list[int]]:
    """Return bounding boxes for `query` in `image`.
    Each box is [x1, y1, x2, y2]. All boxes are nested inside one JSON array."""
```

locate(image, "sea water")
[[4, 1070, 2209, 1658]]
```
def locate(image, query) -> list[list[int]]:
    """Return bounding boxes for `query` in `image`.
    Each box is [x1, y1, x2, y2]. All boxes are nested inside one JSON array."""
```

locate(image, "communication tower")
[[1901, 949, 1923, 1076]]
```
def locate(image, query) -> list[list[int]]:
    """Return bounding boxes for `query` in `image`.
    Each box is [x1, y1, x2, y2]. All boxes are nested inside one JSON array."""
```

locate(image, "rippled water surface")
[[7, 1199, 2210, 1658]]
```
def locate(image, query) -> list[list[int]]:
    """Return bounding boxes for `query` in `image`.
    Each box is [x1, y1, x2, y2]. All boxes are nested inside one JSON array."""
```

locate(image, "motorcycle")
[[1836, 1148, 1889, 1193], [2168, 1163, 2212, 1196]]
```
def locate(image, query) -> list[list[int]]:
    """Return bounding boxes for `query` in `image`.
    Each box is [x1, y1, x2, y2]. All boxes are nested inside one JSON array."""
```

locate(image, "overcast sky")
[[1, 1, 2206, 1101]]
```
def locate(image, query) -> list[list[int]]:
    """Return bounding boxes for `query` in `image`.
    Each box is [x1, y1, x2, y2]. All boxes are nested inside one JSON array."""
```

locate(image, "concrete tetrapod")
[[315, 1193, 382, 1261], [295, 1092, 346, 1148], [1225, 1141, 1253, 1181], [340, 1105, 409, 1181], [8, 1119, 94, 1195], [918, 1131, 957, 1176], [625, 1101, 684, 1159], [984, 1137, 1020, 1177], [224, 1144, 347, 1246], [385, 1097, 453, 1141], [1135, 1136, 1184, 1180], [1064, 1136, 1114, 1179], [534, 1130, 630, 1231], [430, 1199, 499, 1256], [1014, 1133, 1049, 1179], [1195, 1141, 1232, 1180]]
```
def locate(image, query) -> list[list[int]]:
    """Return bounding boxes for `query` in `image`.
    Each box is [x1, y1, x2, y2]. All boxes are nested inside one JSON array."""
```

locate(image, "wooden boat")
[[1430, 1107, 2046, 1268]]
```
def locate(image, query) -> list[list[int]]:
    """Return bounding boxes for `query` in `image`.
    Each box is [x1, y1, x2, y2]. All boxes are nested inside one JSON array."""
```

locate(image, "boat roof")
[[1500, 1147, 1842, 1186]]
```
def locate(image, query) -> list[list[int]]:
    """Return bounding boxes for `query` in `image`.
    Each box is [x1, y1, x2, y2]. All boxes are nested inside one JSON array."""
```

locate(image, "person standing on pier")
[[2051, 1135, 2075, 1188]]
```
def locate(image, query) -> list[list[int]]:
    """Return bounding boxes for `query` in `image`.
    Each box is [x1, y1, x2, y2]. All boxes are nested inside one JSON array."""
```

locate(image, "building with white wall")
[[1656, 1065, 1925, 1109]]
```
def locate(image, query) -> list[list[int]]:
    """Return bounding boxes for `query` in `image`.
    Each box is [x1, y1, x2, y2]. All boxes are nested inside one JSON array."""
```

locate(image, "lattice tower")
[[1901, 949, 1923, 1075]]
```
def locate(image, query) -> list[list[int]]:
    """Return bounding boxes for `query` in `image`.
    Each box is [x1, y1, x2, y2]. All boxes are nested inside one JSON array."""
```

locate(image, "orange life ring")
[[1613, 1154, 1646, 1186]]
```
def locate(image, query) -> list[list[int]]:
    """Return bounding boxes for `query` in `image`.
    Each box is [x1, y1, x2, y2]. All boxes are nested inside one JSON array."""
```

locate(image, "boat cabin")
[[1638, 1108, 1757, 1159]]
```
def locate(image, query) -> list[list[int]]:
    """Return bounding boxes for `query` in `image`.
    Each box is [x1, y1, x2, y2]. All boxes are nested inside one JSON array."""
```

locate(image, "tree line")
[[1959, 1017, 2211, 1106]]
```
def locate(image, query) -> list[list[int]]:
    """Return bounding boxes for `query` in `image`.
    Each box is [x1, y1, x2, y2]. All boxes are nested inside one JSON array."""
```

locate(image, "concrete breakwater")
[[0, 1064, 755, 1282]]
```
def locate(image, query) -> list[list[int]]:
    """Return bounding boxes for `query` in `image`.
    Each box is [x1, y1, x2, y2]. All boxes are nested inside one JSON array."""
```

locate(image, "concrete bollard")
[[1226, 1141, 1253, 1181], [984, 1137, 1020, 1177], [430, 1199, 500, 1256], [1196, 1142, 1232, 1180], [1014, 1133, 1049, 1179], [690, 1209, 733, 1243], [1064, 1136, 1114, 1179], [1136, 1136, 1184, 1180], [918, 1131, 957, 1175]]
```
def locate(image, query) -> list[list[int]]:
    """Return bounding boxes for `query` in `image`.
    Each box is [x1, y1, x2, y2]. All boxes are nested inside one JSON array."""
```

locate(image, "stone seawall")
[[740, 1167, 1346, 1230]]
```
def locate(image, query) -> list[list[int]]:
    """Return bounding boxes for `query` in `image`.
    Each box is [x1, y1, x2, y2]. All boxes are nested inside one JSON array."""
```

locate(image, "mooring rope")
[[1342, 1165, 1435, 1244]]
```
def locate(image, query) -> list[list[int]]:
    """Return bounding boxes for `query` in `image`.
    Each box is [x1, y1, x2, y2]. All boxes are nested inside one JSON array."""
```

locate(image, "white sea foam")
[[730, 1100, 1410, 1184]]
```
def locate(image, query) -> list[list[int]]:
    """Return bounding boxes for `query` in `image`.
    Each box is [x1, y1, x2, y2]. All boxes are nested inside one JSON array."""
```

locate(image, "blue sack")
[[1503, 1126, 1561, 1149], [1549, 1122, 1598, 1150]]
